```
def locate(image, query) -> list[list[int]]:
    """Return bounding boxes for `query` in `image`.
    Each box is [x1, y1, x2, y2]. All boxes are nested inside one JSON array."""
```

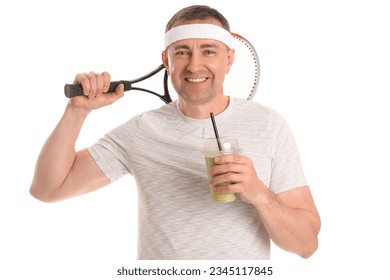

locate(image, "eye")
[[204, 50, 216, 56], [174, 50, 190, 56]]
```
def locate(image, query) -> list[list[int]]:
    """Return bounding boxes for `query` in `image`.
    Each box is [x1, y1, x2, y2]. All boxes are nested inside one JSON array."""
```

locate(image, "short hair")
[[165, 5, 230, 33]]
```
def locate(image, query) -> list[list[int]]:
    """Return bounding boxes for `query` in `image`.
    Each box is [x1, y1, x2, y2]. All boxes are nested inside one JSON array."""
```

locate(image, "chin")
[[179, 91, 216, 105]]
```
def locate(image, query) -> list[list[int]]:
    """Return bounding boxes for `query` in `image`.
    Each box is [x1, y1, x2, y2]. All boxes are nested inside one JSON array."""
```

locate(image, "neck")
[[178, 95, 230, 119]]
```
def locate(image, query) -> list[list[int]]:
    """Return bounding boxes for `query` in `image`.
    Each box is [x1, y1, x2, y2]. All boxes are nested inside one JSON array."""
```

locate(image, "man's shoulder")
[[140, 101, 178, 118], [231, 97, 278, 118]]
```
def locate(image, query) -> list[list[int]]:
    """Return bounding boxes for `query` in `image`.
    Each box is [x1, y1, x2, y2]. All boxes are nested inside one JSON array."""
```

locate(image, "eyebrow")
[[173, 43, 220, 50]]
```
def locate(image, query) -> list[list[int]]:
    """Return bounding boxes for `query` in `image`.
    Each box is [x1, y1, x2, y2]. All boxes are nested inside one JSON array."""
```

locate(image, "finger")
[[90, 71, 104, 96], [84, 72, 98, 98], [74, 73, 91, 96], [114, 83, 125, 98], [213, 183, 241, 194], [210, 171, 242, 186], [102, 71, 111, 92], [209, 162, 244, 177], [103, 83, 124, 106]]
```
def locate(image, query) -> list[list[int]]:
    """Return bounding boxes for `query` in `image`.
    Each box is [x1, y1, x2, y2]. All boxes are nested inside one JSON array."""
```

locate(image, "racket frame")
[[231, 33, 260, 101]]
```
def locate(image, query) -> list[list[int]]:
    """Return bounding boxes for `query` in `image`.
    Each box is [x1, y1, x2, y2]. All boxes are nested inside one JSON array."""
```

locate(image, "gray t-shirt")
[[88, 97, 307, 259]]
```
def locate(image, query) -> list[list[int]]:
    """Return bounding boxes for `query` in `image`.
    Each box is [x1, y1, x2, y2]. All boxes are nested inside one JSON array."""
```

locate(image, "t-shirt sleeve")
[[87, 116, 140, 182], [268, 111, 307, 194]]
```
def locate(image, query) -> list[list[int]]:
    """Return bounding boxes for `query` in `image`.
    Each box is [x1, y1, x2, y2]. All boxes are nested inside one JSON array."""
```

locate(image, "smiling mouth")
[[185, 77, 208, 83]]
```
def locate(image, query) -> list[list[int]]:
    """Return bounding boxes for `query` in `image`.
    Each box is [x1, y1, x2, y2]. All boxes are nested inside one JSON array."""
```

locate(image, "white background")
[[1, 0, 389, 279]]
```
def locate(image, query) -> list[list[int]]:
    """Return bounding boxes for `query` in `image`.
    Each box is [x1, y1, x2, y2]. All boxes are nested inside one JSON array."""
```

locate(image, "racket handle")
[[64, 81, 124, 98]]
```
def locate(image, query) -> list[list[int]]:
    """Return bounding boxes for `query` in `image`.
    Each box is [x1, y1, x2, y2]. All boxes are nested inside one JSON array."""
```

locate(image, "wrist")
[[251, 181, 278, 211], [66, 102, 92, 118]]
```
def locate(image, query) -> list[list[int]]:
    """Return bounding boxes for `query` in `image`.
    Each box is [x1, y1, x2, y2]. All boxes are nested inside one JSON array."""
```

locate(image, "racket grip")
[[64, 81, 124, 98]]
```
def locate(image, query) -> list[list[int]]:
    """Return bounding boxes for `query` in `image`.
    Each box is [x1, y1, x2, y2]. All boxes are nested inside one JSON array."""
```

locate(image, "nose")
[[186, 52, 204, 73]]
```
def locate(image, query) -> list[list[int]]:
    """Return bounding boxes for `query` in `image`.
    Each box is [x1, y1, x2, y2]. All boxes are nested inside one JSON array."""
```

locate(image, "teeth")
[[186, 78, 207, 83]]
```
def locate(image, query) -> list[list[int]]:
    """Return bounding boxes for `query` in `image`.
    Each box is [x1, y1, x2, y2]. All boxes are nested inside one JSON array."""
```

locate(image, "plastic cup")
[[203, 136, 241, 202]]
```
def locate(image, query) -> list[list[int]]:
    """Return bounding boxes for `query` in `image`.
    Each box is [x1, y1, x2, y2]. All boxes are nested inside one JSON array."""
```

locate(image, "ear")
[[225, 48, 235, 74], [161, 51, 170, 74]]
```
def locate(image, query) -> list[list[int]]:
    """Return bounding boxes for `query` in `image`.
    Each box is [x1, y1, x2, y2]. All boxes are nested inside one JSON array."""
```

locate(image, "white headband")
[[164, 23, 233, 49]]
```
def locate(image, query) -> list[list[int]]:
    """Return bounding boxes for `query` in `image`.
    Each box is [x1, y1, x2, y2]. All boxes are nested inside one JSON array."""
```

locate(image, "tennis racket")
[[64, 33, 260, 103]]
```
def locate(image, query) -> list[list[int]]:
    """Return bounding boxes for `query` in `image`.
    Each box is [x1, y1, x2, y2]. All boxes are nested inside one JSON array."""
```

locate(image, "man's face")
[[162, 19, 234, 105]]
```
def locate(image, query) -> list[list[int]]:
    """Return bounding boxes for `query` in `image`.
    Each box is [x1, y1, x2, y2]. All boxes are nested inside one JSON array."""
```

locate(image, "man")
[[30, 5, 320, 259]]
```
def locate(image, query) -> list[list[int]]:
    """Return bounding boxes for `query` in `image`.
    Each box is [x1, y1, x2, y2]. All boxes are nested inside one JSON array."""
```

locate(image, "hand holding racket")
[[64, 33, 259, 104]]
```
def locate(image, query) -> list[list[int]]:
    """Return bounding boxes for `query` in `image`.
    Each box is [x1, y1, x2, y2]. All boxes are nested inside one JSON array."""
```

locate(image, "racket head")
[[224, 33, 260, 101]]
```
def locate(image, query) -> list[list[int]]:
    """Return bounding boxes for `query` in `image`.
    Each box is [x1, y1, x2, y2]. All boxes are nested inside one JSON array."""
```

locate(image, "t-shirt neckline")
[[174, 97, 236, 125]]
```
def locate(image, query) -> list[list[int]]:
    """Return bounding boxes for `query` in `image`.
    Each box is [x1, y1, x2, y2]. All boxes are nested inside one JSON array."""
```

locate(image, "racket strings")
[[224, 34, 260, 101]]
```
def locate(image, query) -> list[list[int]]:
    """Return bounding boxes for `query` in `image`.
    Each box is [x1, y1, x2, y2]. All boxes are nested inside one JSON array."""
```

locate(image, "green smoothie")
[[203, 136, 241, 203], [205, 155, 237, 202]]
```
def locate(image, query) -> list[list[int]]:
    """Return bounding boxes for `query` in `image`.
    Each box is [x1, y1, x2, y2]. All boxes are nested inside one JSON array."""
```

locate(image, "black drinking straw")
[[210, 112, 223, 151]]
